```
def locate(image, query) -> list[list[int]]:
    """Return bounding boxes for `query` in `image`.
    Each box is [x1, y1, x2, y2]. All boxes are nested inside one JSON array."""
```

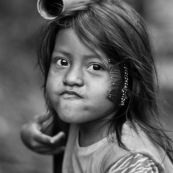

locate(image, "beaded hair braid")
[[120, 64, 129, 106], [107, 59, 129, 106]]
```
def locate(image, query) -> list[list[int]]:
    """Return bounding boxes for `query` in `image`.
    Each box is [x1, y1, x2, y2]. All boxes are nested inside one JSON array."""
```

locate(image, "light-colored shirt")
[[62, 122, 173, 173]]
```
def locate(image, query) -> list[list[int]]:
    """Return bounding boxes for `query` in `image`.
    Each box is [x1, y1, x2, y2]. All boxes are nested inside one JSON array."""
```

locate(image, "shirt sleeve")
[[108, 153, 160, 173]]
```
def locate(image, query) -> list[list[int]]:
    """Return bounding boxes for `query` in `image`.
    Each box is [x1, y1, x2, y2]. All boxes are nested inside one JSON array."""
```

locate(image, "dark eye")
[[56, 59, 69, 66], [88, 64, 103, 71]]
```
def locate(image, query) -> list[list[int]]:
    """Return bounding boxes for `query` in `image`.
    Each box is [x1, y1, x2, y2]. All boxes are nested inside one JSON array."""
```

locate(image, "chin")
[[57, 111, 83, 124]]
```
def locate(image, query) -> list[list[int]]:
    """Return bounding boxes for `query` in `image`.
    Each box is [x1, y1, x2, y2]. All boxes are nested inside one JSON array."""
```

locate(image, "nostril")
[[63, 68, 84, 86], [63, 77, 84, 86]]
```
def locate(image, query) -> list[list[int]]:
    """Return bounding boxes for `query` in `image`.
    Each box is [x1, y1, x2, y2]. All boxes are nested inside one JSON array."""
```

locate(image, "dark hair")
[[38, 0, 173, 160]]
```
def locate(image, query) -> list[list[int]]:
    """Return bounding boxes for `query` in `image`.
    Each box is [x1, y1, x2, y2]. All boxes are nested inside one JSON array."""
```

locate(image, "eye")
[[88, 64, 104, 71], [56, 58, 69, 66]]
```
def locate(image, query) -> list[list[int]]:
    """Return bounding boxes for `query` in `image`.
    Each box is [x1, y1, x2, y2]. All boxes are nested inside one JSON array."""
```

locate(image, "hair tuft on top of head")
[[37, 0, 99, 20]]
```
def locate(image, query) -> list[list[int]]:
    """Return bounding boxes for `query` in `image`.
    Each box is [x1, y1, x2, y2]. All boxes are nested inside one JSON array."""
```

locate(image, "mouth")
[[60, 90, 83, 99]]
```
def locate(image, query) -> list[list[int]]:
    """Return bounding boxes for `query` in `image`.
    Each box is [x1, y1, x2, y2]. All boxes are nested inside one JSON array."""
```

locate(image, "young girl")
[[21, 0, 173, 172]]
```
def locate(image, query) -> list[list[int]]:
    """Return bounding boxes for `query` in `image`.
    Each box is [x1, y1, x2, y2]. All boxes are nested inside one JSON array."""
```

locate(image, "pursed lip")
[[60, 90, 83, 99]]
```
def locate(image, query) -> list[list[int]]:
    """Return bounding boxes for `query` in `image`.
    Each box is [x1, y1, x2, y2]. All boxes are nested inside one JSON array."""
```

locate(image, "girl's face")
[[46, 28, 118, 125]]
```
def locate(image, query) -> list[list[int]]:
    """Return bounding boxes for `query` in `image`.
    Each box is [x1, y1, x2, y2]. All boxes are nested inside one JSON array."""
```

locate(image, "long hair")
[[37, 0, 173, 161]]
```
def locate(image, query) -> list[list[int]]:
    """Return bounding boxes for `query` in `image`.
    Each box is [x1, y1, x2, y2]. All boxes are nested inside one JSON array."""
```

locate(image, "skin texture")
[[46, 28, 119, 146]]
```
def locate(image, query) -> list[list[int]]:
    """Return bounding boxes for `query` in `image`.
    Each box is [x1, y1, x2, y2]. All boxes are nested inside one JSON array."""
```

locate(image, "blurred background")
[[0, 0, 172, 172]]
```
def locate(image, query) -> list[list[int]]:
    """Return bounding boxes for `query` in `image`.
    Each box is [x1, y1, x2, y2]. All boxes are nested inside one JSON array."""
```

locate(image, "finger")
[[50, 131, 65, 144], [26, 140, 52, 150], [27, 122, 52, 144], [36, 147, 65, 155], [34, 132, 52, 144], [35, 146, 65, 155], [53, 146, 65, 154]]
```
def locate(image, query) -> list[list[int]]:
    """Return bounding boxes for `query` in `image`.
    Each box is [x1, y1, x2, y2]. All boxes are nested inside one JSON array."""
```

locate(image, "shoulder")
[[108, 153, 162, 173], [121, 122, 166, 164]]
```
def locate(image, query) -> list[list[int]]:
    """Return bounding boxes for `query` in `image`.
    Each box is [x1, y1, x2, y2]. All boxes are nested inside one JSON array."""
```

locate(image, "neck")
[[78, 118, 111, 147]]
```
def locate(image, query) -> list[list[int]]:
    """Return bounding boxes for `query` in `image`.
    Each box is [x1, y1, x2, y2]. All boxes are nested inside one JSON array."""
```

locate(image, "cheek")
[[86, 90, 116, 122], [46, 75, 55, 94], [46, 73, 62, 101], [90, 78, 118, 116], [95, 77, 111, 97], [89, 78, 111, 105], [91, 85, 114, 108]]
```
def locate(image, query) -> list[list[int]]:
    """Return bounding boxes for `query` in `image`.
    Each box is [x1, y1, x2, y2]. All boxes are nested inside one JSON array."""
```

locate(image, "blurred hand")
[[21, 114, 66, 155]]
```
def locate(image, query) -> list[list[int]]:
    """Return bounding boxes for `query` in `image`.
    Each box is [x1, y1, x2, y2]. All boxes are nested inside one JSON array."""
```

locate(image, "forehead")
[[53, 28, 108, 63]]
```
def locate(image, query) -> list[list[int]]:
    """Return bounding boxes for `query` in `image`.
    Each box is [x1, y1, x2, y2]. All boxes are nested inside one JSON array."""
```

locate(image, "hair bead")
[[120, 64, 128, 106]]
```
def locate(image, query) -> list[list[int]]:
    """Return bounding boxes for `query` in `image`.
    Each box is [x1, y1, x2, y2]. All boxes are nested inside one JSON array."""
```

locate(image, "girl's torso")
[[62, 122, 173, 173]]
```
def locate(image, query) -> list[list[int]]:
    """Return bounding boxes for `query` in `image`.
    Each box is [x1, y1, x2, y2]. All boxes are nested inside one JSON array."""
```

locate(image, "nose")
[[63, 66, 84, 87]]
